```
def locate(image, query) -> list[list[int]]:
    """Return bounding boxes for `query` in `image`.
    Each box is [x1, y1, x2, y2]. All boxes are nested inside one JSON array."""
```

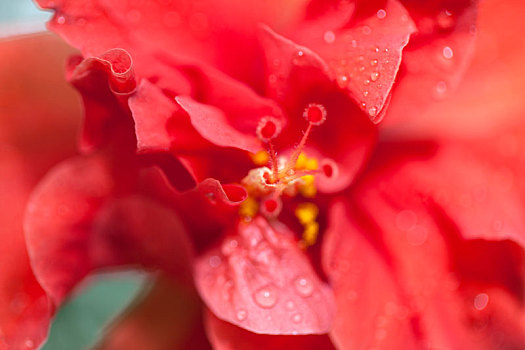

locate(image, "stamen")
[[256, 116, 282, 182], [260, 197, 282, 218], [288, 104, 327, 170]]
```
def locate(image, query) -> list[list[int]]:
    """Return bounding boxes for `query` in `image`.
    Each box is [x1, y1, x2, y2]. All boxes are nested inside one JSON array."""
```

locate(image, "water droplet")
[[377, 9, 387, 19], [25, 340, 34, 348], [362, 26, 371, 35], [351, 39, 358, 48], [253, 285, 278, 308], [236, 309, 247, 321], [294, 276, 314, 297], [358, 56, 364, 61], [395, 210, 417, 231], [359, 66, 365, 72], [364, 79, 370, 85], [370, 59, 378, 66], [337, 75, 349, 88], [324, 30, 336, 43], [292, 50, 305, 65], [370, 72, 380, 82], [292, 313, 302, 323], [205, 192, 216, 204], [361, 102, 367, 108], [406, 226, 428, 246], [286, 300, 295, 310], [474, 293, 489, 311], [434, 80, 448, 97], [56, 15, 66, 24], [363, 91, 369, 97], [374, 47, 380, 53], [368, 106, 378, 117], [209, 255, 221, 268], [442, 46, 454, 59], [221, 238, 238, 256]]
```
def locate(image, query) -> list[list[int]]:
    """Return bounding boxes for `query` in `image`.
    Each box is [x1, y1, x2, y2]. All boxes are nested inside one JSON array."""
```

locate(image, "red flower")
[[1, 0, 524, 349]]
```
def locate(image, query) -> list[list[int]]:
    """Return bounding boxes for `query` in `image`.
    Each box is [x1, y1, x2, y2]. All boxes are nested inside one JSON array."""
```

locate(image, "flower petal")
[[194, 217, 335, 335], [24, 155, 194, 307], [295, 0, 417, 123], [175, 96, 261, 154], [322, 201, 419, 350], [386, 0, 478, 125], [205, 310, 335, 350]]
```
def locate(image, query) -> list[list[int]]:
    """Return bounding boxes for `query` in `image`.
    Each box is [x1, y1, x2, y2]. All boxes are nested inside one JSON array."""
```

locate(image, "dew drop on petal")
[[442, 46, 454, 59], [363, 91, 369, 97], [253, 285, 278, 308], [370, 59, 378, 66], [209, 255, 221, 268], [324, 30, 336, 43], [434, 81, 448, 97], [437, 9, 454, 30], [294, 276, 314, 297], [292, 313, 302, 323], [359, 66, 366, 72], [25, 340, 34, 348], [377, 9, 387, 19], [395, 210, 417, 231], [406, 226, 428, 246], [286, 300, 295, 311], [374, 47, 380, 53], [474, 293, 489, 311], [368, 106, 378, 117], [56, 15, 66, 24], [370, 72, 380, 82], [236, 309, 247, 321], [351, 39, 358, 48], [337, 75, 349, 88]]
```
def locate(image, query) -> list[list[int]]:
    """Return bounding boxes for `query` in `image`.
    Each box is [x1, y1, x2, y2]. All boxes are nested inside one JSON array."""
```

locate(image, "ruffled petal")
[[24, 155, 194, 307], [205, 310, 335, 350], [194, 217, 335, 335]]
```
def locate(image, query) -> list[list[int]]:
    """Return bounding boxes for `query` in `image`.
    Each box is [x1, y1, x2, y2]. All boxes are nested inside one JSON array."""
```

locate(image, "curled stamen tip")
[[303, 103, 327, 126], [320, 158, 338, 179], [256, 116, 282, 142], [260, 197, 283, 218]]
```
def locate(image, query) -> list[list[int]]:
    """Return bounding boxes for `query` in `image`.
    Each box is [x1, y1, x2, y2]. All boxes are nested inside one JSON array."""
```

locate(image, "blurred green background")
[[1, 1, 147, 349]]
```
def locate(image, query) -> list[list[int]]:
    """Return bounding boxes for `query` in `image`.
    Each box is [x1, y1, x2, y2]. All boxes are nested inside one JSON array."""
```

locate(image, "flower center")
[[239, 104, 329, 247]]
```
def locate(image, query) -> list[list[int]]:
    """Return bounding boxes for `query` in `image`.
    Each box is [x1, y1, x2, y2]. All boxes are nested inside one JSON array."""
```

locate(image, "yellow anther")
[[302, 222, 319, 247], [239, 196, 259, 218], [299, 183, 317, 198], [301, 175, 315, 185], [295, 202, 319, 225], [295, 153, 308, 170], [251, 150, 269, 166], [305, 158, 319, 170]]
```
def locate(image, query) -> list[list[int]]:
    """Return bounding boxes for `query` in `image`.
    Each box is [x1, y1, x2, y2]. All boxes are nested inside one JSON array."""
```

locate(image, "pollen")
[[239, 196, 259, 219], [295, 202, 319, 225], [251, 150, 269, 166], [302, 222, 319, 247]]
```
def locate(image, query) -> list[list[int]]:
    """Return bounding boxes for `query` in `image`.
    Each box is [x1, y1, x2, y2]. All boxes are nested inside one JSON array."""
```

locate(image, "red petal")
[[194, 217, 335, 335], [205, 310, 336, 350], [322, 202, 419, 350], [175, 96, 261, 154], [35, 0, 307, 86], [295, 0, 416, 123], [0, 34, 81, 349], [67, 49, 136, 151], [385, 0, 524, 135], [386, 0, 478, 125], [24, 155, 194, 307], [366, 139, 525, 248]]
